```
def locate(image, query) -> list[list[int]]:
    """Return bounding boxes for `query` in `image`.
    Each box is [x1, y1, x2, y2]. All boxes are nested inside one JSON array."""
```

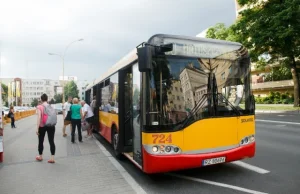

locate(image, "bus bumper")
[[142, 142, 255, 174]]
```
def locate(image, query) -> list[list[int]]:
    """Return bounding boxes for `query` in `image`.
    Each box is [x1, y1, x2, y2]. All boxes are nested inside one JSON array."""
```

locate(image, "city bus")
[[85, 34, 256, 174]]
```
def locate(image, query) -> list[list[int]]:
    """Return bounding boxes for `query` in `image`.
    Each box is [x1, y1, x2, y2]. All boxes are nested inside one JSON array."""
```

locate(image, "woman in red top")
[[36, 94, 56, 163]]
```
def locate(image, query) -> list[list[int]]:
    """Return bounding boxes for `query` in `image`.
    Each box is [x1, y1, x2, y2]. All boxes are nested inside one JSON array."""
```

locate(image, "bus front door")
[[131, 63, 142, 165], [119, 64, 142, 166]]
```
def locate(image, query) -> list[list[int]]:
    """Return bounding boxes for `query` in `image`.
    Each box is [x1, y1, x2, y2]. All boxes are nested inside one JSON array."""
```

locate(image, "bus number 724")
[[152, 134, 172, 144]]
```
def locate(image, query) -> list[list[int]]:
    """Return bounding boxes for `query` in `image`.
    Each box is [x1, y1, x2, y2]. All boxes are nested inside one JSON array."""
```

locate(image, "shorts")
[[64, 120, 71, 125], [86, 116, 95, 124]]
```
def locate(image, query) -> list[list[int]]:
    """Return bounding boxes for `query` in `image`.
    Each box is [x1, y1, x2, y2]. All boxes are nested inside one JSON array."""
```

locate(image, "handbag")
[[81, 120, 90, 131], [65, 105, 72, 121]]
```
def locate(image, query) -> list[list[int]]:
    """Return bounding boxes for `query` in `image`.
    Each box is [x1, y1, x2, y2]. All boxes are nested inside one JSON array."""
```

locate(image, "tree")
[[206, 23, 238, 42], [264, 63, 292, 82], [31, 98, 38, 107], [64, 81, 79, 101], [49, 98, 55, 104], [54, 94, 63, 103], [233, 0, 300, 106], [1, 83, 8, 106]]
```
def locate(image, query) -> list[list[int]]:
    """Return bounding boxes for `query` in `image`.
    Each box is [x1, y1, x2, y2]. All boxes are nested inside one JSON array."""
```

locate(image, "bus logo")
[[241, 118, 253, 123]]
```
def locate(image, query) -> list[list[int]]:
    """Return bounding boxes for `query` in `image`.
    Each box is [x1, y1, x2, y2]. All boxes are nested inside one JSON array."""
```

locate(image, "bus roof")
[[86, 48, 137, 90], [85, 34, 243, 90]]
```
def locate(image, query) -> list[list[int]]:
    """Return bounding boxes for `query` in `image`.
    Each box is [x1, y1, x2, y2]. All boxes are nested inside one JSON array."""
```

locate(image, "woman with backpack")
[[36, 93, 56, 163], [70, 98, 83, 143]]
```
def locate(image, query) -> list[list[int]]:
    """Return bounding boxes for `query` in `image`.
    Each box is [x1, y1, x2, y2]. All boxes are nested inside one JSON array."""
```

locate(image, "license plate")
[[202, 157, 226, 166]]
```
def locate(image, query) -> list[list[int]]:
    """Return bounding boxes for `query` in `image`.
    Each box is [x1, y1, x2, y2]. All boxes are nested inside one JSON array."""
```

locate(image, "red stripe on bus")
[[142, 142, 255, 174], [100, 123, 112, 143]]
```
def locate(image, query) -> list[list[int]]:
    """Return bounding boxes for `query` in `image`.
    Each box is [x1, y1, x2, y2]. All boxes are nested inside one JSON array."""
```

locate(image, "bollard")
[[16, 112, 20, 120], [5, 116, 11, 123]]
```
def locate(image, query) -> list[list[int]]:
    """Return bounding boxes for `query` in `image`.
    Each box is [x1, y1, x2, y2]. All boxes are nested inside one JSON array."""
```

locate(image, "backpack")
[[42, 104, 57, 126]]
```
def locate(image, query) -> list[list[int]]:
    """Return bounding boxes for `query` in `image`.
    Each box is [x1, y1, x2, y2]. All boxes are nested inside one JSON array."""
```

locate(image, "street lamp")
[[48, 38, 83, 103]]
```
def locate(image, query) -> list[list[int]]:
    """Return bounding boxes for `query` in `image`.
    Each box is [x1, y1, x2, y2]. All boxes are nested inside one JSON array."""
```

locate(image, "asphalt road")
[[94, 112, 300, 194]]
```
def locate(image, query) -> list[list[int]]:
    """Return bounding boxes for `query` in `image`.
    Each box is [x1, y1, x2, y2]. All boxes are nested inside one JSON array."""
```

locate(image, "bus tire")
[[112, 126, 123, 160]]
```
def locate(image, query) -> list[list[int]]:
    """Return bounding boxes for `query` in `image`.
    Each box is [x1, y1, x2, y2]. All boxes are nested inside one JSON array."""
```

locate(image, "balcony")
[[251, 80, 294, 90]]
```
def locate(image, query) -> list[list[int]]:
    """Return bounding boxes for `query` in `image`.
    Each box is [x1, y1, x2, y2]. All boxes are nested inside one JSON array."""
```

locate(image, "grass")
[[255, 105, 300, 111], [238, 104, 299, 111]]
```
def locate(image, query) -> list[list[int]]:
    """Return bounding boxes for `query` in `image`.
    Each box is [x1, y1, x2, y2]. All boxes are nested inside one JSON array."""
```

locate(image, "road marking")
[[168, 174, 268, 194], [231, 161, 270, 174], [256, 119, 300, 125], [93, 138, 147, 194]]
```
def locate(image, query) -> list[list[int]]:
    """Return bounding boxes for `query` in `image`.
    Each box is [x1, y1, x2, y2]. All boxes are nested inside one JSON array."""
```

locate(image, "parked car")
[[2, 107, 9, 115], [53, 103, 63, 114]]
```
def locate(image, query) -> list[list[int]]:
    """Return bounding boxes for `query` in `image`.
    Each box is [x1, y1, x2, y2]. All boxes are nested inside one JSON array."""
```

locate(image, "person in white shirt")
[[90, 96, 96, 112], [81, 100, 94, 138], [62, 96, 72, 137]]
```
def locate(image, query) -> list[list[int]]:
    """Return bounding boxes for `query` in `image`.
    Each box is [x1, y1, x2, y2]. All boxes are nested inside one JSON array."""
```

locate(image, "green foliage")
[[264, 64, 292, 81], [234, 0, 300, 106], [54, 94, 63, 103], [64, 81, 79, 101], [31, 98, 39, 107], [255, 92, 294, 104], [234, 0, 300, 60], [1, 83, 8, 105], [206, 23, 238, 42], [49, 98, 55, 104]]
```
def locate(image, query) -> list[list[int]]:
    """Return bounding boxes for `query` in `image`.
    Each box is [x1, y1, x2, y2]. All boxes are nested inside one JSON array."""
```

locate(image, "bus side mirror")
[[137, 45, 153, 72]]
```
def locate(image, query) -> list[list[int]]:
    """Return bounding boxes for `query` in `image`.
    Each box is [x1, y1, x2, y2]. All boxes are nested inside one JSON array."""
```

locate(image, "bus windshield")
[[144, 52, 252, 131]]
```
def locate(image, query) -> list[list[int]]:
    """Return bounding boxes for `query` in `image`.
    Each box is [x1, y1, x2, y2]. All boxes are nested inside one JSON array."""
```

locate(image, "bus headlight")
[[152, 146, 158, 152], [145, 145, 181, 155], [165, 146, 172, 152], [173, 147, 179, 153], [240, 135, 255, 146]]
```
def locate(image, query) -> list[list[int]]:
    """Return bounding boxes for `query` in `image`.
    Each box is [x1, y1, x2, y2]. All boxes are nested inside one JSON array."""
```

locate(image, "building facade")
[[77, 80, 89, 100], [179, 64, 207, 110], [2, 78, 61, 106], [21, 79, 60, 105]]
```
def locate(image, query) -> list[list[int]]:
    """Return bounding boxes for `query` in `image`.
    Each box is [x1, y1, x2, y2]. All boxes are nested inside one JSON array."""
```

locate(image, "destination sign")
[[162, 38, 241, 59]]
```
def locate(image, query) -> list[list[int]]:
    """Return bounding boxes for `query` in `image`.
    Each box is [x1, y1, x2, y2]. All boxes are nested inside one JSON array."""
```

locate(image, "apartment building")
[[1, 78, 61, 106], [77, 80, 89, 100], [179, 64, 207, 110], [21, 79, 60, 105], [167, 80, 185, 112]]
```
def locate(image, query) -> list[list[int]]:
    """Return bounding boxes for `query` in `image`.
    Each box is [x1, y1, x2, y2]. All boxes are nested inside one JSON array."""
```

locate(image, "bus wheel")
[[112, 126, 123, 160]]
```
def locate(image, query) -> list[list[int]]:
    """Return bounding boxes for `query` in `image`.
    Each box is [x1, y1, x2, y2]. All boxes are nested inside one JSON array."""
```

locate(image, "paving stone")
[[0, 115, 136, 194]]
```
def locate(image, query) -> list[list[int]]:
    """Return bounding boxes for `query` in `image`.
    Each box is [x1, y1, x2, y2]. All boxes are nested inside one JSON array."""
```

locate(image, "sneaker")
[[84, 135, 89, 138]]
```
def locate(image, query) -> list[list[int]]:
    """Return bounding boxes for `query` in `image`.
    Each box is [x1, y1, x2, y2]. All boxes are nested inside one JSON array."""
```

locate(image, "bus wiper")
[[217, 93, 241, 116], [179, 94, 208, 129]]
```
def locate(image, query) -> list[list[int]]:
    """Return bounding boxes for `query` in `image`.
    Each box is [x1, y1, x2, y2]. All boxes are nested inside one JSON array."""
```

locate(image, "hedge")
[[255, 91, 294, 104]]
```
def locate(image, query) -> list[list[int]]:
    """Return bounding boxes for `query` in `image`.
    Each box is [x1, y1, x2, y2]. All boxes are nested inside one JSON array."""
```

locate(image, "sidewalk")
[[0, 115, 143, 194]]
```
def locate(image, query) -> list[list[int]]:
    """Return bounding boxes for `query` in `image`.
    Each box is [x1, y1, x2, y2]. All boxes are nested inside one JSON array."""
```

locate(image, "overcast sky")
[[0, 0, 236, 83]]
